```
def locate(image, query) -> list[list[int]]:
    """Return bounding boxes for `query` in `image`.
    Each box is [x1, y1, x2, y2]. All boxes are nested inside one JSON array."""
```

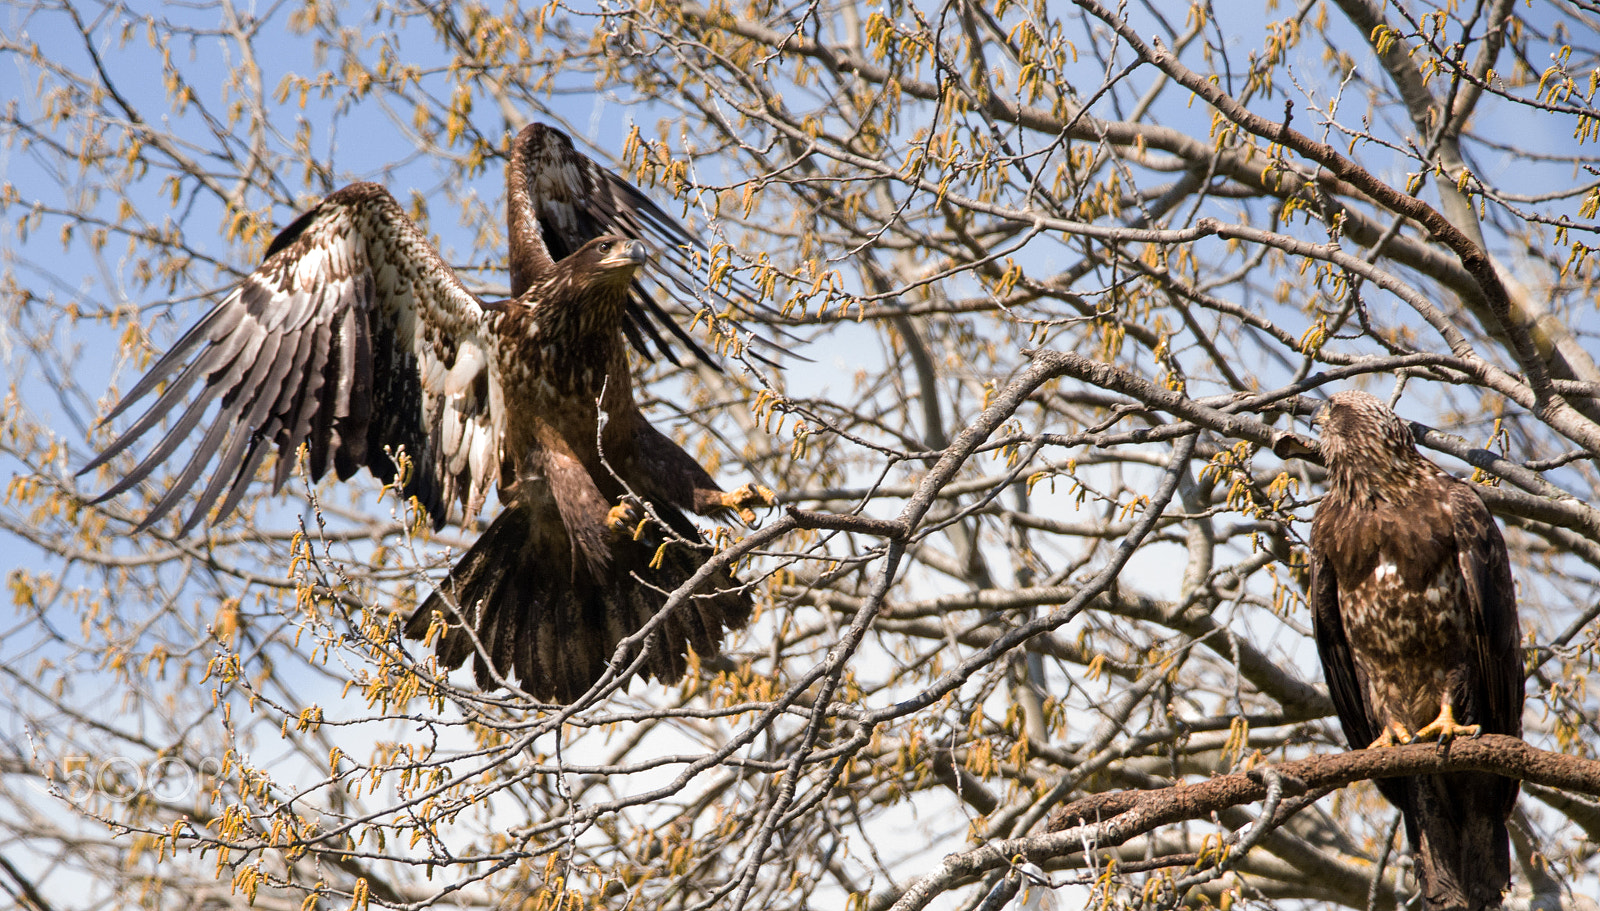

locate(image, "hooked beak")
[[601, 239, 648, 270], [1272, 403, 1325, 461], [1271, 430, 1320, 461]]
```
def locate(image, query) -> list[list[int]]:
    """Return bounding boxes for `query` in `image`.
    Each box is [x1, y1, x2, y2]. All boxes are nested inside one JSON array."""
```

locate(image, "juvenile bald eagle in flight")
[[1306, 391, 1523, 911], [80, 123, 772, 702]]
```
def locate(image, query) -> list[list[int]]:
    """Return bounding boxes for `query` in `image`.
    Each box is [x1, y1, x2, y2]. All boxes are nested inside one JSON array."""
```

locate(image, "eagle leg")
[[1413, 699, 1481, 742], [716, 483, 776, 524], [1367, 721, 1415, 748]]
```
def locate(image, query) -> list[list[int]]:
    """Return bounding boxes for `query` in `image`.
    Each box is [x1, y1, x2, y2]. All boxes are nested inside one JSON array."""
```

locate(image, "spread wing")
[[81, 182, 505, 533], [507, 122, 767, 365], [1451, 484, 1524, 743]]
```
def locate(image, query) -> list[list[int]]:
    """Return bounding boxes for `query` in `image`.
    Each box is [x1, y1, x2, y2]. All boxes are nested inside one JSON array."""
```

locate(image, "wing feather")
[[135, 371, 260, 533], [82, 305, 259, 476], [97, 324, 270, 507], [334, 296, 376, 479], [1307, 528, 1378, 750], [271, 315, 333, 490], [193, 305, 326, 530], [1452, 484, 1524, 743], [171, 329, 289, 534], [95, 299, 240, 426], [83, 182, 505, 531], [508, 123, 782, 366]]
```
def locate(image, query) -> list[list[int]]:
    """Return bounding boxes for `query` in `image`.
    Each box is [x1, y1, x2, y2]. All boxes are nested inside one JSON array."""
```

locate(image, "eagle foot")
[[720, 483, 776, 524], [1413, 704, 1480, 742], [1367, 722, 1414, 749], [606, 500, 646, 540]]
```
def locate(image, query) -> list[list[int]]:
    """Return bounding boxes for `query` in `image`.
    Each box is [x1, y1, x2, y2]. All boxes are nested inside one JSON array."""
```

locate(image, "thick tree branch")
[[890, 736, 1597, 911]]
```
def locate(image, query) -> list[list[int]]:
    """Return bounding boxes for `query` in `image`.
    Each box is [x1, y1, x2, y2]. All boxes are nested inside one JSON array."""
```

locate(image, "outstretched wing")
[[81, 182, 505, 533], [507, 122, 762, 365]]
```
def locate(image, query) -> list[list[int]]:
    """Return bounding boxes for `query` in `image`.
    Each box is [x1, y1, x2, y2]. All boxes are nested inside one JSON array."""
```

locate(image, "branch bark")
[[889, 735, 1598, 911]]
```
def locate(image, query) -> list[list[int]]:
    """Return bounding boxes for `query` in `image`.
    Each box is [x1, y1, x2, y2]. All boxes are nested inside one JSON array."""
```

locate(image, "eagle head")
[[572, 235, 647, 291], [1316, 390, 1422, 493], [523, 235, 650, 345]]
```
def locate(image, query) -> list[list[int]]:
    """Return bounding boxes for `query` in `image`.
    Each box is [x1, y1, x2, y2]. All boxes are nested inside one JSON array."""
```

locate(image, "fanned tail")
[[1396, 771, 1516, 911], [403, 502, 751, 703]]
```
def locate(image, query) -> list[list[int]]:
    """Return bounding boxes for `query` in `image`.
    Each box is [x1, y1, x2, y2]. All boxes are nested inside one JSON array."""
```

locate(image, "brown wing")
[[81, 182, 504, 533], [507, 122, 771, 365], [1410, 482, 1522, 904], [1450, 482, 1525, 735], [1307, 526, 1380, 751]]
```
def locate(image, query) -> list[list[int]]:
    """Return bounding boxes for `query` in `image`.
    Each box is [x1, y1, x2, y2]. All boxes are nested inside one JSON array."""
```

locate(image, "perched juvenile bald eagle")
[[80, 123, 772, 702], [1307, 391, 1523, 911]]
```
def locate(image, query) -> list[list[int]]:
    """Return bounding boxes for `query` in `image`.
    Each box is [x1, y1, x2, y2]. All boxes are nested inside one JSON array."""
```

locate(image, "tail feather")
[[1395, 771, 1516, 911], [402, 504, 525, 681], [403, 500, 750, 702]]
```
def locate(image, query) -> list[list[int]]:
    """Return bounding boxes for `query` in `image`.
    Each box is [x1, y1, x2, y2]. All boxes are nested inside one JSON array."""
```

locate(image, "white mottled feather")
[[83, 181, 508, 533]]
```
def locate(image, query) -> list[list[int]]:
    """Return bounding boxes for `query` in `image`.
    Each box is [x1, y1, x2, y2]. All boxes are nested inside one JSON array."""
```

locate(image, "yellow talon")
[[1367, 721, 1414, 749], [1413, 703, 1480, 742], [721, 483, 776, 524], [606, 502, 640, 537]]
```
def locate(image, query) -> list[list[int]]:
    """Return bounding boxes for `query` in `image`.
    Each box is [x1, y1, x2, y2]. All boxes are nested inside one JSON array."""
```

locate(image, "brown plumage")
[[505, 122, 731, 365], [81, 123, 771, 702], [403, 236, 761, 701], [1307, 391, 1523, 911]]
